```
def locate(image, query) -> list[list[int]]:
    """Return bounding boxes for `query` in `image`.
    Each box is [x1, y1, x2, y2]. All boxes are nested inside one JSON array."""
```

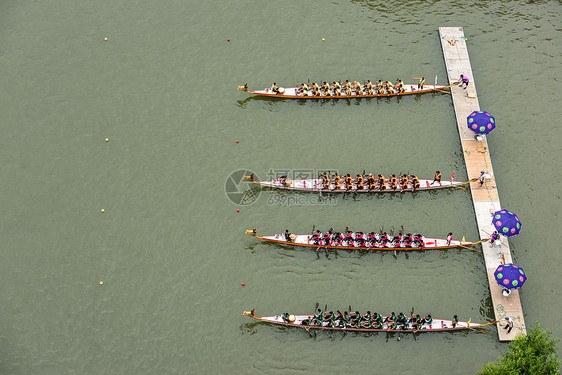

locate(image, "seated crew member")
[[432, 170, 442, 185], [412, 314, 422, 329], [345, 174, 353, 190], [446, 232, 453, 246], [378, 174, 386, 190], [362, 311, 372, 322], [282, 312, 290, 322], [397, 312, 407, 325], [385, 312, 397, 324], [367, 174, 376, 190], [333, 232, 343, 246], [394, 79, 401, 92], [387, 83, 395, 94], [322, 232, 332, 246], [390, 174, 398, 190], [271, 82, 280, 94], [284, 229, 293, 242], [279, 175, 286, 185], [413, 233, 425, 248], [401, 174, 409, 190], [397, 79, 406, 93], [356, 174, 364, 190], [311, 230, 322, 244], [333, 173, 341, 189], [452, 315, 458, 328], [412, 175, 420, 190], [422, 314, 433, 326], [321, 172, 330, 189]]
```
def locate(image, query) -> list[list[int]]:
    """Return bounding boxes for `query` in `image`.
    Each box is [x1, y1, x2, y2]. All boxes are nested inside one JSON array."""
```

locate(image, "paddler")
[[401, 174, 409, 190], [378, 174, 386, 190], [422, 314, 433, 326], [356, 174, 364, 190], [284, 229, 293, 242], [452, 315, 458, 328], [390, 174, 398, 190], [368, 174, 376, 190], [411, 175, 420, 190], [432, 170, 442, 185], [345, 174, 353, 190], [385, 312, 396, 324], [446, 232, 453, 246], [386, 81, 395, 94], [397, 78, 406, 93], [333, 173, 342, 190], [271, 82, 280, 94]]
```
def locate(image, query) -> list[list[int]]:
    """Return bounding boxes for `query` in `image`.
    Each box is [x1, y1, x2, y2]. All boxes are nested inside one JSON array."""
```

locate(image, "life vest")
[[419, 78, 425, 86], [436, 172, 442, 181]]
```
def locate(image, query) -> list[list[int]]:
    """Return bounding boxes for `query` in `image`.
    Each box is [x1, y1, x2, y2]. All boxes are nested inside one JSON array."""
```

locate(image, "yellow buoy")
[[99, 281, 103, 285], [322, 38, 325, 42], [104, 37, 108, 41], [101, 209, 105, 213], [105, 138, 109, 142]]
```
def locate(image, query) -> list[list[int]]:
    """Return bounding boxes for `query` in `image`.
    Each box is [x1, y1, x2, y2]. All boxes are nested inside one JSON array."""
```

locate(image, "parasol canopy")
[[492, 209, 521, 237], [494, 263, 527, 290], [467, 111, 495, 134]]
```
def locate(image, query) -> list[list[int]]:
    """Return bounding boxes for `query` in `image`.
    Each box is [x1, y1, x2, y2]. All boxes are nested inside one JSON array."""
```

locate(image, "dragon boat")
[[244, 174, 474, 193], [243, 310, 496, 333], [245, 229, 484, 251], [238, 81, 455, 99]]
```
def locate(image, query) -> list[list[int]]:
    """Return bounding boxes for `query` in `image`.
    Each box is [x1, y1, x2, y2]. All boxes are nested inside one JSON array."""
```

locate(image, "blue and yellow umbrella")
[[467, 111, 495, 134]]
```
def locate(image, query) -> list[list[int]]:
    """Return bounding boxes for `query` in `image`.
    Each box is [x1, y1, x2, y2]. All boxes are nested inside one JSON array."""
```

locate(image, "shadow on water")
[[236, 92, 434, 109]]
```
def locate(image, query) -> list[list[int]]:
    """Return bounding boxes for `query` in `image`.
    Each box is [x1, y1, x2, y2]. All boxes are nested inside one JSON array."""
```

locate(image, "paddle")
[[460, 244, 482, 253], [316, 247, 320, 259]]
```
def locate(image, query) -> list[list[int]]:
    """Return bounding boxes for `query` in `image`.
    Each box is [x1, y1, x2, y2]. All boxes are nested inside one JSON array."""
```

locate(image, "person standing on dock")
[[458, 74, 470, 88]]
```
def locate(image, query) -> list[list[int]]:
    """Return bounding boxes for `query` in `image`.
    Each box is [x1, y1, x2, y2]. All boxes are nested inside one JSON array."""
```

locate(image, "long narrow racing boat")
[[245, 229, 484, 251], [244, 174, 474, 193], [238, 81, 456, 99], [243, 310, 496, 333]]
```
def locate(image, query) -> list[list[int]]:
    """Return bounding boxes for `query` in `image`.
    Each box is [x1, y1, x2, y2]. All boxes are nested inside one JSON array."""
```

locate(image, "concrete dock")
[[439, 27, 526, 341]]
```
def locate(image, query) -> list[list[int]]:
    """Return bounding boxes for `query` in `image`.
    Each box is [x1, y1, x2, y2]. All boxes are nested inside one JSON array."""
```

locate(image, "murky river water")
[[1, 0, 561, 373]]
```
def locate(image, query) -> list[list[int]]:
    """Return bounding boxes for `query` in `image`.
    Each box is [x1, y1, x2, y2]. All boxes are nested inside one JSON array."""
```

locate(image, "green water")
[[1, 1, 561, 374]]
